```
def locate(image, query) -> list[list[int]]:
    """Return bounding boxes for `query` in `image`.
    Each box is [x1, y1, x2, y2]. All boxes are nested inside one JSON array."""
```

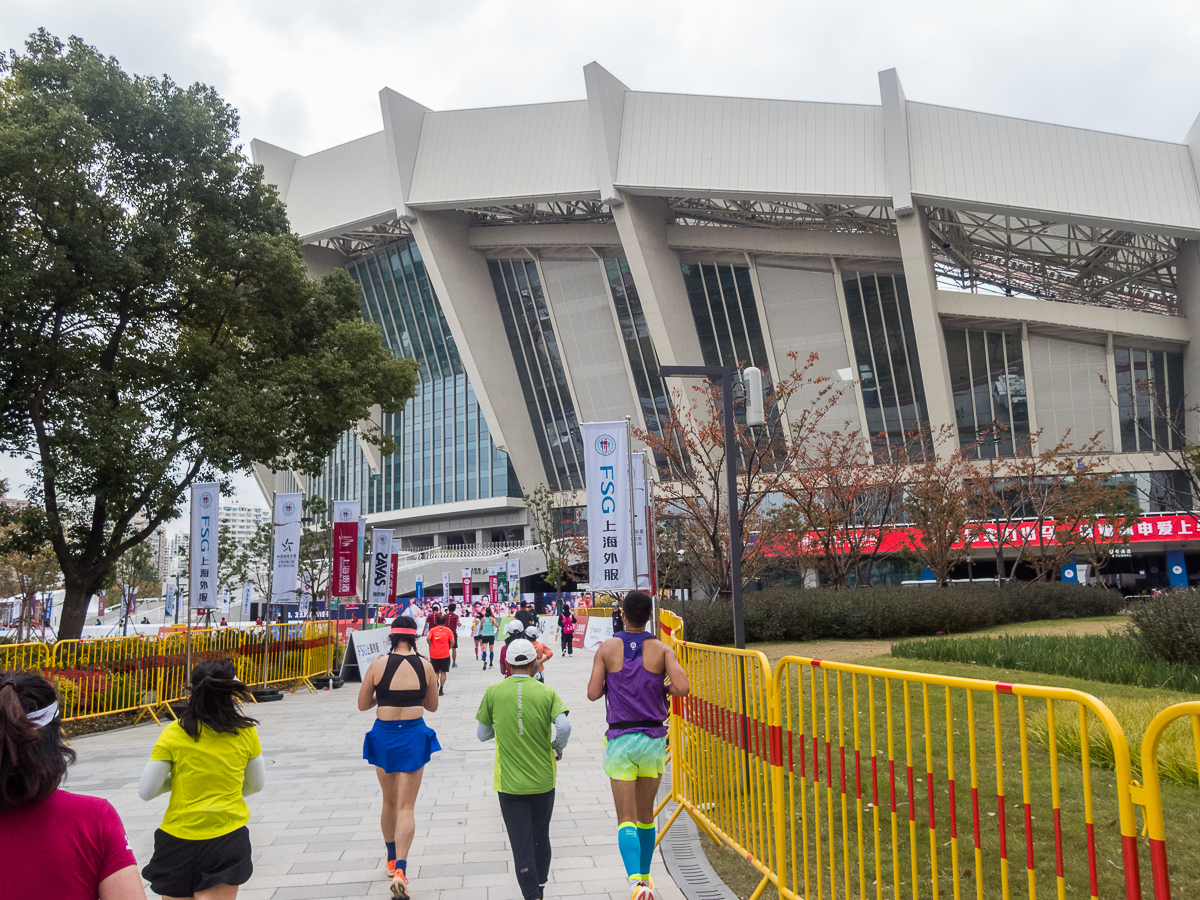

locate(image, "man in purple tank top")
[[587, 590, 689, 900]]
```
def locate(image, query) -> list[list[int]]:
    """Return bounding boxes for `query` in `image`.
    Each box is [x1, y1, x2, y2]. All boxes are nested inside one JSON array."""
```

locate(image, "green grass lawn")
[[685, 626, 1198, 900]]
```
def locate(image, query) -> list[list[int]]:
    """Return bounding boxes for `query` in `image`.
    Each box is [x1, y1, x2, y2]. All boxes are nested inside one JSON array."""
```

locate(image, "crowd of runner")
[[0, 590, 687, 900]]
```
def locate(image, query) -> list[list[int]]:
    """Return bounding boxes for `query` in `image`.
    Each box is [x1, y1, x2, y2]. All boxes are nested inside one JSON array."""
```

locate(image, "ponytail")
[[181, 659, 257, 740], [0, 672, 73, 809]]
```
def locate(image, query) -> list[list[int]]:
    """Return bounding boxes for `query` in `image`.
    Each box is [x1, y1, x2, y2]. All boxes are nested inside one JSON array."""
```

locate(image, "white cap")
[[524, 625, 540, 638], [507, 639, 537, 666], [504, 620, 524, 635]]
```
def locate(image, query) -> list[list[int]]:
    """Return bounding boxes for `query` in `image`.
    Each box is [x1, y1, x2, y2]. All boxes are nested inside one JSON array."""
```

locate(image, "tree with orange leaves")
[[637, 352, 844, 600]]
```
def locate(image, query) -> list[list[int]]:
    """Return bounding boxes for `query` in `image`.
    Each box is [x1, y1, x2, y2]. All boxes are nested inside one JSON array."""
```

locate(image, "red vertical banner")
[[488, 567, 499, 605], [461, 567, 472, 607], [331, 501, 360, 597], [388, 538, 400, 602]]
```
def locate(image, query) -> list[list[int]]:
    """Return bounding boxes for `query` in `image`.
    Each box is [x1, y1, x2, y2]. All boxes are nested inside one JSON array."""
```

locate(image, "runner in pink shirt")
[[0, 671, 143, 900]]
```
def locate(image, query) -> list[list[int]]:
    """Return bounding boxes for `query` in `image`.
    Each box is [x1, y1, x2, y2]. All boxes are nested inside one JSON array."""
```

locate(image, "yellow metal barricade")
[[668, 639, 789, 898], [773, 656, 1143, 900], [1138, 700, 1200, 900], [50, 636, 164, 723], [0, 641, 51, 672]]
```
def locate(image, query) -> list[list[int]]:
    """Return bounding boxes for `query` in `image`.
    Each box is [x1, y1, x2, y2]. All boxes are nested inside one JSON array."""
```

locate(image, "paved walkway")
[[69, 645, 689, 900]]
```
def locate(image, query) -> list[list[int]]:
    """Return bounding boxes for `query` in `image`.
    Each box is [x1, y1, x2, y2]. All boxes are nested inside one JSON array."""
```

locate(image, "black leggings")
[[560, 632, 573, 655], [498, 789, 555, 900]]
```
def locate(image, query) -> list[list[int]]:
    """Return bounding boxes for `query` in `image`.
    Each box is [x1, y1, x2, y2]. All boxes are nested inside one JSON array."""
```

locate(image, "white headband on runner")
[[26, 701, 58, 728]]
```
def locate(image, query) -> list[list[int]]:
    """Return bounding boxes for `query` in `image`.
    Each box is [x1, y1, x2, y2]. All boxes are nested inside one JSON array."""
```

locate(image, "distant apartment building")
[[219, 503, 268, 545], [0, 497, 30, 511], [167, 533, 189, 578]]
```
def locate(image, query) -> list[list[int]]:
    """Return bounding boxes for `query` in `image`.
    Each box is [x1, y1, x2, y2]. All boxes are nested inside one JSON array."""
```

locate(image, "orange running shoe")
[[390, 869, 409, 899], [385, 859, 396, 878]]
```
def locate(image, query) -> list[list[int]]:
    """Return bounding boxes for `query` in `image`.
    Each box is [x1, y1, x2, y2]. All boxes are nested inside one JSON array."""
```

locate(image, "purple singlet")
[[604, 631, 669, 740]]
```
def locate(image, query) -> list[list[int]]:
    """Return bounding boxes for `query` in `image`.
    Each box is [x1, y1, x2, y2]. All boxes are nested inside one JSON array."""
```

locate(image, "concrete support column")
[[1175, 240, 1200, 442], [409, 209, 546, 492], [895, 208, 958, 451], [476, 528, 486, 546], [610, 194, 704, 369]]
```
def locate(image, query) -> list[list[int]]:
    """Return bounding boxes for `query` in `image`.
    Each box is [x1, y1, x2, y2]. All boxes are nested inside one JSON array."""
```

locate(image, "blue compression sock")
[[385, 841, 396, 863], [637, 822, 656, 875], [618, 821, 642, 882], [396, 859, 407, 875]]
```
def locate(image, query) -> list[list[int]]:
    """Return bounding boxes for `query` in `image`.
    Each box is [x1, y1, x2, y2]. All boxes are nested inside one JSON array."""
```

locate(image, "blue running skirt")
[[364, 717, 441, 773]]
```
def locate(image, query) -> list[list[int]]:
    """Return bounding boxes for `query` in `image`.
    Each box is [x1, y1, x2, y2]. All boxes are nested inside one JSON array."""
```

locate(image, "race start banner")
[[461, 567, 472, 604], [369, 529, 393, 606], [190, 482, 220, 613], [271, 492, 302, 604], [581, 420, 633, 591], [331, 501, 360, 596]]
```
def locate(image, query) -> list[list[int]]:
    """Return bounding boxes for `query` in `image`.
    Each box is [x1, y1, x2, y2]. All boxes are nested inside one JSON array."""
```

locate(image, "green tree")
[[0, 33, 419, 639], [523, 484, 586, 611]]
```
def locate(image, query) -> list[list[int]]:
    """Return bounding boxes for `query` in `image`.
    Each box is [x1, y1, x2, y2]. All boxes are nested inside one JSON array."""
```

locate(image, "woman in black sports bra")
[[357, 616, 441, 899]]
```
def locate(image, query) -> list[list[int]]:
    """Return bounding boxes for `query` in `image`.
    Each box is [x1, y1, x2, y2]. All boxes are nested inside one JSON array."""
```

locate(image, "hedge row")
[[663, 583, 1123, 645]]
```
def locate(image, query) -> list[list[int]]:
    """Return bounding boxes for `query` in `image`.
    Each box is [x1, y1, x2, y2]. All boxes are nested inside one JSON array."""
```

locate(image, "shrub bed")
[[890, 632, 1200, 694], [665, 583, 1121, 645], [1129, 589, 1200, 666]]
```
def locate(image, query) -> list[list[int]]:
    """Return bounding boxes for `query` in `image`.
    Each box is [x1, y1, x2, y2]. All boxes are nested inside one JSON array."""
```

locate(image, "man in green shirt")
[[477, 639, 572, 900]]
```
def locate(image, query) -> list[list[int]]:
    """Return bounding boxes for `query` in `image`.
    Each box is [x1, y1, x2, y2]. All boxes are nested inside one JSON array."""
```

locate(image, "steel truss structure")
[[467, 200, 613, 226], [668, 197, 897, 235], [315, 219, 413, 259], [927, 207, 1179, 316]]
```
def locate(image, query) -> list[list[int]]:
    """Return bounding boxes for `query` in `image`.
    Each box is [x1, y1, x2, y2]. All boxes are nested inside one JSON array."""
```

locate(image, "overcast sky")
[[3, 0, 1199, 517]]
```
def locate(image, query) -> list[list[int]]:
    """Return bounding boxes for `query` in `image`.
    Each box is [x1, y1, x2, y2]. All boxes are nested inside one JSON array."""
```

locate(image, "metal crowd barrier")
[[2, 621, 335, 723], [1138, 701, 1200, 900], [0, 640, 52, 673], [653, 610, 1190, 900]]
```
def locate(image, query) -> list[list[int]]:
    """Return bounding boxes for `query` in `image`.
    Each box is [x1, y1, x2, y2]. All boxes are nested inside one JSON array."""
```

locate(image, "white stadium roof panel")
[[907, 102, 1200, 234], [406, 100, 599, 206], [284, 132, 394, 241], [615, 92, 888, 201]]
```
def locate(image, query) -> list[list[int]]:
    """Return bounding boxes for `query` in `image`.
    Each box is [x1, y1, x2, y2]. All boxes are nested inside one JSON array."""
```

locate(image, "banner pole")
[[626, 416, 637, 598], [186, 495, 192, 676]]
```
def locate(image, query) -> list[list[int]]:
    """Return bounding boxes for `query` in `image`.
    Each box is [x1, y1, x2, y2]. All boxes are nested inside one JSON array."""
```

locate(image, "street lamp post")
[[658, 514, 687, 635], [659, 365, 749, 649]]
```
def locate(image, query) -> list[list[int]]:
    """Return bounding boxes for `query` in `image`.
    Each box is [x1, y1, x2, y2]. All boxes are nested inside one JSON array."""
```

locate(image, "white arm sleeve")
[[243, 755, 266, 797], [551, 713, 572, 753], [138, 760, 172, 801], [477, 722, 495, 742]]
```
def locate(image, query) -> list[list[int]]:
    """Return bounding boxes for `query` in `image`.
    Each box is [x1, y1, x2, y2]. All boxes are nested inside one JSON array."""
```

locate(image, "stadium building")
[[251, 65, 1200, 590]]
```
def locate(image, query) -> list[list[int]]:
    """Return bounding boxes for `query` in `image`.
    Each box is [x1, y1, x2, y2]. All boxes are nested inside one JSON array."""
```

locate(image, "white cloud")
[[3, 0, 1198, 156]]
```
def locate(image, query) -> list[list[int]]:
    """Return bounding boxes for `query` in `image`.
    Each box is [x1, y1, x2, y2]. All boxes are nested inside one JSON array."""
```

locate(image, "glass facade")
[[681, 262, 771, 373], [308, 238, 518, 518], [944, 328, 1030, 458], [841, 271, 929, 457], [1114, 346, 1185, 453], [604, 258, 675, 460], [488, 259, 585, 493]]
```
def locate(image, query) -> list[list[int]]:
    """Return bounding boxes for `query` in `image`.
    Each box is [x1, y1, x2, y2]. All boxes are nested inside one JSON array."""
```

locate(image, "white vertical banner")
[[271, 493, 302, 604], [507, 559, 520, 604], [165, 583, 176, 618], [190, 482, 219, 613], [220, 587, 230, 615], [442, 571, 451, 601], [241, 583, 252, 618], [632, 452, 652, 591], [581, 421, 633, 591], [369, 529, 393, 606]]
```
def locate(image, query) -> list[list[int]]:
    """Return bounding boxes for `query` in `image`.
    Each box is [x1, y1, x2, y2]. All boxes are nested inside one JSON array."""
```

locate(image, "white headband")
[[26, 701, 58, 728]]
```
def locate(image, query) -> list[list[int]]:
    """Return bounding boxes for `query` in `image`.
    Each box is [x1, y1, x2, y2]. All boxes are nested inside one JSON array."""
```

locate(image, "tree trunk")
[[57, 582, 93, 642]]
